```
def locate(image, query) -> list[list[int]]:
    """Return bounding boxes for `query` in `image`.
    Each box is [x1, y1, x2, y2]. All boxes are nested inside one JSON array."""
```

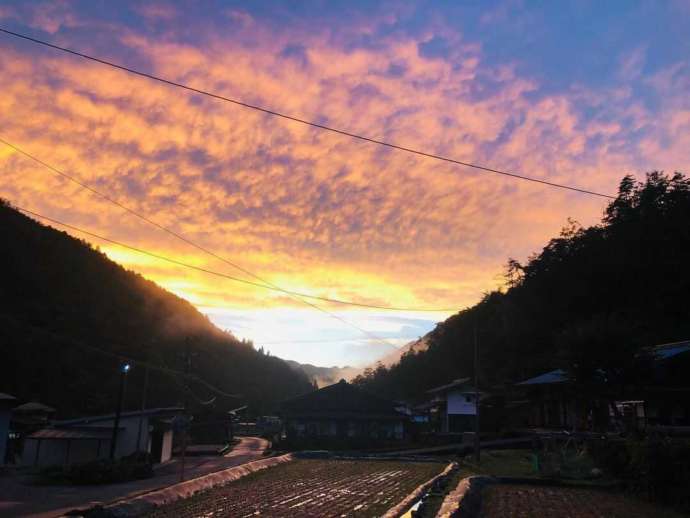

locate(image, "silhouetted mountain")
[[284, 360, 359, 387], [376, 337, 430, 367], [354, 172, 690, 401], [0, 200, 311, 418]]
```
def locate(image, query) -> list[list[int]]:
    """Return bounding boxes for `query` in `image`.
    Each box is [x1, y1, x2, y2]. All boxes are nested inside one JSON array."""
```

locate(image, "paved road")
[[0, 436, 268, 518]]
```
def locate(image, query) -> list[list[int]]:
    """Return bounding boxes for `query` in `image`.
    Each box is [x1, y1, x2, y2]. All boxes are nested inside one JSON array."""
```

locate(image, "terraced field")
[[147, 459, 444, 517], [480, 484, 685, 518]]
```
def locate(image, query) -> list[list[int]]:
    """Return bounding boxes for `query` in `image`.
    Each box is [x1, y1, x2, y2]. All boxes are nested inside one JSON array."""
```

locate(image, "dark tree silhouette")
[[353, 172, 690, 401], [0, 200, 312, 418]]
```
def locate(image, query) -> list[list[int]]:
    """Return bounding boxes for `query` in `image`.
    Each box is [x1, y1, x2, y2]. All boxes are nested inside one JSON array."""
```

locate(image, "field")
[[147, 459, 444, 517], [479, 484, 685, 518]]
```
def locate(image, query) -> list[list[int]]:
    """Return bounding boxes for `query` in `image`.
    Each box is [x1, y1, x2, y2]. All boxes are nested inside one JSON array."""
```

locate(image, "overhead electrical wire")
[[0, 138, 454, 313], [13, 320, 241, 399], [10, 203, 401, 350], [0, 27, 615, 199]]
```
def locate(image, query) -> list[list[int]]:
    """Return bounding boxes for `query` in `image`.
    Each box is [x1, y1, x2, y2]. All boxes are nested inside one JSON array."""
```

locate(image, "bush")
[[588, 437, 690, 510]]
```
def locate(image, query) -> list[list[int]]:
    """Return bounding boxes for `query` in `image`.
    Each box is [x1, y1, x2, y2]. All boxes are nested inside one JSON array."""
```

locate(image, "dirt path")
[[0, 436, 268, 518]]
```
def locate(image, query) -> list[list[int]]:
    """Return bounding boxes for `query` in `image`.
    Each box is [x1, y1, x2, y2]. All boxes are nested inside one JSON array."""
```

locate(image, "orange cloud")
[[0, 6, 688, 365]]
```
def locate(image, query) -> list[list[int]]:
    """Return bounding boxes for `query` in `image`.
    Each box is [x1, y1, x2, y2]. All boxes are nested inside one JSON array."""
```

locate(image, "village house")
[[12, 401, 56, 433], [22, 407, 183, 467], [642, 340, 690, 428], [514, 340, 690, 432], [4, 400, 56, 465], [281, 379, 406, 447], [515, 369, 576, 429], [0, 393, 17, 465], [426, 378, 482, 433]]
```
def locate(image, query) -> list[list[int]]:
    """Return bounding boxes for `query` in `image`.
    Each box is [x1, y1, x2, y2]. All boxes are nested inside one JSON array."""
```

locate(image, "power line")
[[15, 319, 241, 399], [9, 203, 399, 349], [0, 137, 454, 313], [0, 27, 615, 200]]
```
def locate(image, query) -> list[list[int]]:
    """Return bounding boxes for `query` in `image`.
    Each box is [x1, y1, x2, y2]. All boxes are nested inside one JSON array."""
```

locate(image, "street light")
[[109, 362, 131, 460]]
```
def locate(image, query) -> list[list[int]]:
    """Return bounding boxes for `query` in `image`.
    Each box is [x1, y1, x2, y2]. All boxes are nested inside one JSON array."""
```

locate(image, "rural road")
[[0, 436, 268, 518]]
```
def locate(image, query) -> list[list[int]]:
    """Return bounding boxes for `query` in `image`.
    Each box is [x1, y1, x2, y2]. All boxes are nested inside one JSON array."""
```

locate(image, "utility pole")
[[136, 365, 150, 452], [179, 338, 195, 482], [474, 325, 481, 465], [110, 362, 131, 460]]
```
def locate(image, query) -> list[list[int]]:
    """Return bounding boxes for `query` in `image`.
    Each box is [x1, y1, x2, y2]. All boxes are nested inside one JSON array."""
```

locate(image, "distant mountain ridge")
[[0, 200, 312, 418], [285, 360, 360, 387], [376, 337, 430, 367], [285, 337, 430, 387]]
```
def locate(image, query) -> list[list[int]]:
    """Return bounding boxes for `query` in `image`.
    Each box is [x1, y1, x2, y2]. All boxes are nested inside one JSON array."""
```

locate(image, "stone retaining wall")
[[96, 453, 294, 517], [436, 475, 495, 518], [382, 462, 456, 518]]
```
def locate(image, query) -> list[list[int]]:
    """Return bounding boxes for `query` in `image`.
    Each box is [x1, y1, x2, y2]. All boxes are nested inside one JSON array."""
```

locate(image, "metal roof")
[[29, 426, 118, 440], [650, 340, 690, 360], [426, 378, 472, 394], [516, 369, 569, 386], [56, 407, 184, 426], [0, 393, 17, 401]]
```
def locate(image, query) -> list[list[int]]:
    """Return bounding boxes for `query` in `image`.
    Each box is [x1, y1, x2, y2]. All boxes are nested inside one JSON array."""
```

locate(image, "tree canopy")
[[0, 200, 312, 418], [353, 172, 690, 400]]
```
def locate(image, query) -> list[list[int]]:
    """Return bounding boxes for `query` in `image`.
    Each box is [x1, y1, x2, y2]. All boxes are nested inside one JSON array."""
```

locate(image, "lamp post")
[[474, 325, 481, 464], [109, 362, 130, 460]]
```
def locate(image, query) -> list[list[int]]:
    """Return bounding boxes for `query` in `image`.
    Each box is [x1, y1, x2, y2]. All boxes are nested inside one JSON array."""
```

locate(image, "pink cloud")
[[0, 9, 686, 318]]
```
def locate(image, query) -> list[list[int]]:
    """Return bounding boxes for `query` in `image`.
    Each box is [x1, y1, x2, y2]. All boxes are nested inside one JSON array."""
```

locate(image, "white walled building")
[[427, 378, 481, 433], [22, 407, 182, 467]]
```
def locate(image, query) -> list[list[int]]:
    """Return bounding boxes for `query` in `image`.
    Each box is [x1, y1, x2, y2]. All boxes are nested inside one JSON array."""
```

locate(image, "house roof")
[[516, 369, 569, 386], [648, 340, 690, 360], [13, 401, 56, 414], [0, 393, 17, 409], [281, 380, 402, 419], [29, 426, 118, 440], [427, 378, 472, 394], [56, 407, 184, 426]]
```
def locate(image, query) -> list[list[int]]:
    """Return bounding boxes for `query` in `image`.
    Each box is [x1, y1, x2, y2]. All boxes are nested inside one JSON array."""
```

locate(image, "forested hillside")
[[0, 200, 312, 418], [354, 172, 690, 400]]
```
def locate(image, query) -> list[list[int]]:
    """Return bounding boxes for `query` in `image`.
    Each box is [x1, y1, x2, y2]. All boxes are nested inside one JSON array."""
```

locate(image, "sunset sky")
[[1, 1, 689, 367]]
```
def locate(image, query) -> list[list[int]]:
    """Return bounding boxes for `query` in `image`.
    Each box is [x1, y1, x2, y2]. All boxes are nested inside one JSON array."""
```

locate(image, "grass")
[[461, 449, 539, 478]]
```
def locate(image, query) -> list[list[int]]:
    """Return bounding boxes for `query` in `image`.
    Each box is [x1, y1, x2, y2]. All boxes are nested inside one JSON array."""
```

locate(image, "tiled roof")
[[281, 380, 402, 418], [13, 401, 56, 413], [516, 369, 569, 386]]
